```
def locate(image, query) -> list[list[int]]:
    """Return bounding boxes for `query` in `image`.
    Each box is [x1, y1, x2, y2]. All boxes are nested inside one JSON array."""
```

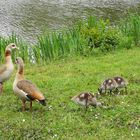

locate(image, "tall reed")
[[120, 14, 140, 46], [0, 14, 140, 64], [0, 34, 30, 63]]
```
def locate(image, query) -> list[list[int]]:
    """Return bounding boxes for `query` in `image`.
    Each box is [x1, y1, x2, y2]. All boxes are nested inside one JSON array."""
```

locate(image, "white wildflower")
[[53, 134, 58, 138]]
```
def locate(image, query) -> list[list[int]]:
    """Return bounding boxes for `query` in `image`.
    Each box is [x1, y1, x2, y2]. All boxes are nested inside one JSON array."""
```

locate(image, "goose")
[[13, 57, 46, 111], [71, 92, 102, 110], [113, 76, 128, 93], [0, 43, 18, 94], [98, 78, 117, 95]]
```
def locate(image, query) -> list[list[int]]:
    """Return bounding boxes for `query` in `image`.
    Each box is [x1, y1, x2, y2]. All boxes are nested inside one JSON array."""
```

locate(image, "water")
[[0, 0, 140, 43]]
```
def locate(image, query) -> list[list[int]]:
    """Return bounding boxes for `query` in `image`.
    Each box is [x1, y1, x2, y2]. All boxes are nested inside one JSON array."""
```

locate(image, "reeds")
[[35, 26, 86, 63], [0, 34, 30, 63], [0, 14, 140, 64], [119, 14, 140, 47]]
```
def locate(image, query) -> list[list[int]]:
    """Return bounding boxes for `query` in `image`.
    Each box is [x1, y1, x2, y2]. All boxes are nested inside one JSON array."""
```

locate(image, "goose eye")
[[12, 44, 15, 47]]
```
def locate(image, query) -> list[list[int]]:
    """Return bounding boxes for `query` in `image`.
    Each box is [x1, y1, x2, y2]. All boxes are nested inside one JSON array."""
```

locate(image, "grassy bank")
[[0, 14, 140, 63], [0, 48, 140, 139]]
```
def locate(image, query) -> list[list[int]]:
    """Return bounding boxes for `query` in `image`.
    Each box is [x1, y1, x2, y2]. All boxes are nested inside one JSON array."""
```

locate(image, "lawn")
[[0, 48, 140, 139]]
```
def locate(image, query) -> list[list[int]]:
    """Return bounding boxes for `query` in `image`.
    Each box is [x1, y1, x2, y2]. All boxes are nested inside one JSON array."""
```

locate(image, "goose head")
[[6, 43, 18, 51]]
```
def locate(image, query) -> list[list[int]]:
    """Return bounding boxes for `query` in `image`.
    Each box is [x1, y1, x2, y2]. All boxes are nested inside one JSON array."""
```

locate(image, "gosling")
[[98, 78, 117, 95], [71, 92, 102, 110], [113, 76, 128, 94]]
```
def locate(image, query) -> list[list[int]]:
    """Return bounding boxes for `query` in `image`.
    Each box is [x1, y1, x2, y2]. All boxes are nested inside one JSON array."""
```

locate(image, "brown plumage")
[[0, 43, 18, 94], [98, 78, 117, 94], [71, 92, 102, 110], [13, 57, 46, 111]]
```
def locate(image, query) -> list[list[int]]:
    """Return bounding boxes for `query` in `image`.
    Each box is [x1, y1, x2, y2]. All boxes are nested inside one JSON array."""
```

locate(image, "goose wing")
[[0, 65, 7, 82], [17, 80, 44, 101], [0, 65, 6, 75]]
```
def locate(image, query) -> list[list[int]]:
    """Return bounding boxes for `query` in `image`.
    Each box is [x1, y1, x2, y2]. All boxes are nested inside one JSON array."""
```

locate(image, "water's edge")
[[0, 0, 140, 43]]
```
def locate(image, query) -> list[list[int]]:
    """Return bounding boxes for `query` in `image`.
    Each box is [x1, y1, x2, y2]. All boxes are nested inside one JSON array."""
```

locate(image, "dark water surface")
[[0, 0, 140, 43]]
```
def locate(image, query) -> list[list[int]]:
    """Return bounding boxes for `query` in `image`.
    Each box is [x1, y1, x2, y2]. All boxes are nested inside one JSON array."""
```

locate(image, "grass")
[[0, 47, 140, 139]]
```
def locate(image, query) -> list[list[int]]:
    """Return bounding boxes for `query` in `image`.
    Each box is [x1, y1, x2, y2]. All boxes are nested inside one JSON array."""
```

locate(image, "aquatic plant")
[[120, 14, 140, 47], [0, 14, 140, 63]]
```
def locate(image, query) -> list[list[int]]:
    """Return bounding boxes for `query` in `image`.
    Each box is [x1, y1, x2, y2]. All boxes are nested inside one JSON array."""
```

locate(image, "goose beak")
[[39, 100, 46, 106], [15, 47, 19, 50]]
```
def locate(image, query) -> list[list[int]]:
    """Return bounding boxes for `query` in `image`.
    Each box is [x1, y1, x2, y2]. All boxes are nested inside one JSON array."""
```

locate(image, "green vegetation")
[[0, 14, 140, 139], [0, 34, 29, 63], [1, 14, 140, 63], [120, 14, 140, 47], [0, 48, 140, 139]]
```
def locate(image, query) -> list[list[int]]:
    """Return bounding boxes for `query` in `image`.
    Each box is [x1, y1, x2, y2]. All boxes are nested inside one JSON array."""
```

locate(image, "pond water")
[[0, 0, 140, 43]]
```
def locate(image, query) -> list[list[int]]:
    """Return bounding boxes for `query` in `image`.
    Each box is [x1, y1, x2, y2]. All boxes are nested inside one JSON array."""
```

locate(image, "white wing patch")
[[15, 86, 30, 100]]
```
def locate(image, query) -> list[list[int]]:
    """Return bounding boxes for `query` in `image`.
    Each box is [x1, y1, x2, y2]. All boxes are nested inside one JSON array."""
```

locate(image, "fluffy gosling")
[[71, 92, 102, 110], [113, 76, 128, 93], [98, 78, 117, 95]]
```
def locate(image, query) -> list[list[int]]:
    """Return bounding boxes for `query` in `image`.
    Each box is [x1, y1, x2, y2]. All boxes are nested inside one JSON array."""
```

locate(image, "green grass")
[[0, 48, 140, 139]]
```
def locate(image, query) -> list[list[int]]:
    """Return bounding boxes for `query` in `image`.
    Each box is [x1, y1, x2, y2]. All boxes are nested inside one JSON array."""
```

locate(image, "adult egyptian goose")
[[113, 76, 128, 93], [71, 92, 102, 110], [13, 57, 46, 111], [98, 78, 117, 95], [0, 43, 18, 94]]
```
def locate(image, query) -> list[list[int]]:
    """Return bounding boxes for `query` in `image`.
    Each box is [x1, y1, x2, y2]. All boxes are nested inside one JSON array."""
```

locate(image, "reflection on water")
[[0, 0, 140, 43]]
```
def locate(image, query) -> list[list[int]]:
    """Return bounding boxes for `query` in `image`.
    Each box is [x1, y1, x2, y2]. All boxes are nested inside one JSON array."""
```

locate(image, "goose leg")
[[22, 100, 26, 111], [85, 98, 88, 112], [0, 83, 3, 94], [104, 87, 107, 96], [30, 101, 32, 112], [125, 86, 127, 94], [85, 105, 88, 113], [105, 88, 106, 95], [115, 88, 119, 94], [109, 90, 112, 95]]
